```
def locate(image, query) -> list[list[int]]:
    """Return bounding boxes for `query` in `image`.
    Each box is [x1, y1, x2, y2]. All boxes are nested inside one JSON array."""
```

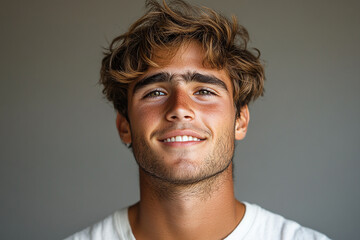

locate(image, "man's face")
[[117, 41, 248, 185]]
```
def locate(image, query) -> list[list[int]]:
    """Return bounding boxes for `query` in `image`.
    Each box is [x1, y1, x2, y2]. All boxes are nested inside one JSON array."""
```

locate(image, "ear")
[[235, 105, 250, 140], [116, 112, 132, 144]]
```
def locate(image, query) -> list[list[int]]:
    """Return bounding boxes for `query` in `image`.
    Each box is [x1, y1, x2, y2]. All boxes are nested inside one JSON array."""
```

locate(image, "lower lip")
[[160, 140, 205, 147]]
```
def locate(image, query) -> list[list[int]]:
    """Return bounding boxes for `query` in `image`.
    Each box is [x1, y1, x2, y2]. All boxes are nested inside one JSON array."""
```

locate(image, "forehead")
[[151, 41, 205, 69], [132, 41, 232, 90]]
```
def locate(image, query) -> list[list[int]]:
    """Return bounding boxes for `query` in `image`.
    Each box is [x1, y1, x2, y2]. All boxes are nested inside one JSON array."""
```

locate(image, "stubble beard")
[[131, 127, 235, 198]]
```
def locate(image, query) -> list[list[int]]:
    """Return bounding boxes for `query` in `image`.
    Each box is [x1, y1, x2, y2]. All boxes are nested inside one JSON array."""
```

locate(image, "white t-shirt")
[[64, 202, 330, 240]]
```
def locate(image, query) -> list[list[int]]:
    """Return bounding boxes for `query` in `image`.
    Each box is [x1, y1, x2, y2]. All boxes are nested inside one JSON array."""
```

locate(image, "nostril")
[[167, 112, 194, 121]]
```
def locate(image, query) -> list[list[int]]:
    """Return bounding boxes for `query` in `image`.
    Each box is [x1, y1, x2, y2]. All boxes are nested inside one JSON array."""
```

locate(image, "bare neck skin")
[[128, 163, 245, 240]]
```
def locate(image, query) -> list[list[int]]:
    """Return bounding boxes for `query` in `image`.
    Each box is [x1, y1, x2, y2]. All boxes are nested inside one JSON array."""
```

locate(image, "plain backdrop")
[[1, 0, 359, 239]]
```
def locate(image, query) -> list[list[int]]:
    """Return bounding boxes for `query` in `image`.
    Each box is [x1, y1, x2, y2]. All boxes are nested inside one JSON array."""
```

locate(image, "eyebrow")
[[183, 72, 228, 91], [132, 71, 228, 94], [133, 72, 172, 94]]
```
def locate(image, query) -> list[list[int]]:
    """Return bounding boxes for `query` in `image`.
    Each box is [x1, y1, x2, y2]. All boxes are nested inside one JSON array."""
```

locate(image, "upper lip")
[[158, 130, 206, 141]]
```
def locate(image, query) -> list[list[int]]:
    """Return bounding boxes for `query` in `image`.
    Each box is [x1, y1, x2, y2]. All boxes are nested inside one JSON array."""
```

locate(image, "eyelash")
[[144, 90, 166, 98], [194, 89, 216, 96], [143, 88, 217, 99]]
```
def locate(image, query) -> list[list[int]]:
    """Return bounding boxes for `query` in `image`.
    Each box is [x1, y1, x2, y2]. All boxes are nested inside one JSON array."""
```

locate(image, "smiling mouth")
[[162, 135, 204, 143]]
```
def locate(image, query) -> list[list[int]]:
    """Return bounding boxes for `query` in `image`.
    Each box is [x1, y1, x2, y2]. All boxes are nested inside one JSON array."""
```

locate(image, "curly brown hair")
[[100, 0, 265, 119]]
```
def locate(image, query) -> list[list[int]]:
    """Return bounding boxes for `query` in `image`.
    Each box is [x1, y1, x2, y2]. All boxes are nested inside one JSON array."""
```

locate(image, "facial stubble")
[[130, 124, 236, 197]]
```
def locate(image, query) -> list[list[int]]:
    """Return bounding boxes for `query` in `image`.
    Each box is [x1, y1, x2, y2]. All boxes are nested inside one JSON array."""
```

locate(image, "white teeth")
[[163, 135, 201, 142]]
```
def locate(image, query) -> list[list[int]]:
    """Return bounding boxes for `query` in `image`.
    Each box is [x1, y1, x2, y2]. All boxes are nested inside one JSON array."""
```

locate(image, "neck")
[[128, 163, 245, 240]]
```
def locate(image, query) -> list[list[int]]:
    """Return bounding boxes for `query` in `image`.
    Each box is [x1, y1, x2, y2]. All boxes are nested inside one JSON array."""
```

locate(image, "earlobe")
[[116, 113, 132, 144], [235, 105, 250, 140]]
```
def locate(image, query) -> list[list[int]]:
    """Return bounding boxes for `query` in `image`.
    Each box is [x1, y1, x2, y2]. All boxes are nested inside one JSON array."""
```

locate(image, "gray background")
[[1, 0, 359, 239]]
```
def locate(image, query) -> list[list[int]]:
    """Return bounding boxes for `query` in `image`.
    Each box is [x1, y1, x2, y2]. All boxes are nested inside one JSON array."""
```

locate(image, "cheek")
[[129, 104, 164, 130], [197, 101, 235, 121], [197, 102, 236, 138]]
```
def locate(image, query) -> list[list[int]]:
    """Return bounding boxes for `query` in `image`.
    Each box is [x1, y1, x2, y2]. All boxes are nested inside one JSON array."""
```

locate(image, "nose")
[[165, 89, 195, 122]]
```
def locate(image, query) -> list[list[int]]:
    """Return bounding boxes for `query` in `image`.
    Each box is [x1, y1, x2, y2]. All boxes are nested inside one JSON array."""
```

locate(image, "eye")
[[144, 90, 166, 98], [195, 89, 216, 96]]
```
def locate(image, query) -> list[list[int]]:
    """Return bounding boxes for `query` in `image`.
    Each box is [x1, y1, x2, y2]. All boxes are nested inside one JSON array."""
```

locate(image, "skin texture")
[[116, 41, 250, 240]]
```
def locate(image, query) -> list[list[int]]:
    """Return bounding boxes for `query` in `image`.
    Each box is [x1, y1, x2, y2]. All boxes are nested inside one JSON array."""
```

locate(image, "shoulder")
[[227, 202, 331, 240], [63, 208, 134, 240]]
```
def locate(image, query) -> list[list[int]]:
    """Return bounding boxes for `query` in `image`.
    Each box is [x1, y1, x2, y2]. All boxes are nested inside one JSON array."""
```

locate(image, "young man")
[[66, 0, 330, 239]]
